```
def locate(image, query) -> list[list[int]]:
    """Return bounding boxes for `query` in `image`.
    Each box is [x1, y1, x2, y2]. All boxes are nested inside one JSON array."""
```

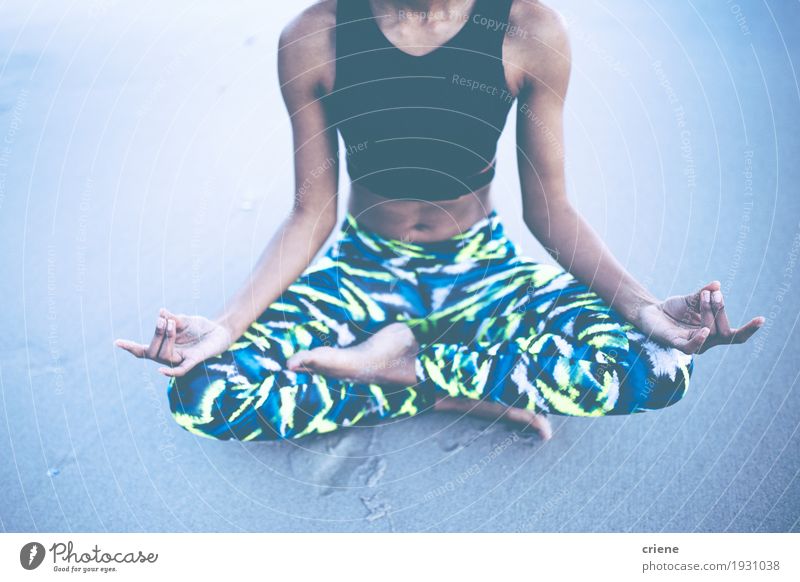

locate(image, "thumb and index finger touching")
[[692, 280, 766, 348], [114, 307, 186, 358]]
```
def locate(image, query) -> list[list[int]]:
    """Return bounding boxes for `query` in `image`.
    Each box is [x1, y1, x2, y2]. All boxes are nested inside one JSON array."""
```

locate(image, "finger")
[[157, 319, 180, 364], [700, 289, 715, 332], [682, 281, 719, 316], [729, 316, 765, 345], [672, 327, 710, 354], [710, 290, 733, 337], [114, 339, 148, 358], [159, 357, 198, 378], [696, 333, 721, 354], [159, 307, 188, 331], [145, 317, 168, 360]]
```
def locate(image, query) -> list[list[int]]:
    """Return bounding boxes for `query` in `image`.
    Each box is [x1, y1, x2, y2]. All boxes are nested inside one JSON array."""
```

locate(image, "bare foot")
[[286, 322, 418, 385], [434, 396, 553, 441], [287, 323, 553, 441]]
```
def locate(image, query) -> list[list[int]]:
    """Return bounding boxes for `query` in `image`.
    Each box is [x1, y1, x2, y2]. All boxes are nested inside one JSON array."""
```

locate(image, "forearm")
[[525, 200, 659, 325], [214, 208, 335, 338]]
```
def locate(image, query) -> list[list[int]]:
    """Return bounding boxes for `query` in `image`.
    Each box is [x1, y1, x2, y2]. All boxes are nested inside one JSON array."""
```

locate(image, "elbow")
[[522, 209, 552, 241], [523, 197, 575, 237], [288, 204, 337, 241], [522, 211, 545, 235]]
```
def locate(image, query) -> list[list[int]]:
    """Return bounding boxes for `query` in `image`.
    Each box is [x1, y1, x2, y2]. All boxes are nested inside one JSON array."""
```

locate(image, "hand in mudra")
[[637, 281, 764, 354], [115, 308, 233, 377]]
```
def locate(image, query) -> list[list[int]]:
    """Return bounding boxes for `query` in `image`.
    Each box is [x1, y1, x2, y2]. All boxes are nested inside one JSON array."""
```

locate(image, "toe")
[[287, 351, 313, 371], [505, 408, 552, 440], [529, 414, 553, 441]]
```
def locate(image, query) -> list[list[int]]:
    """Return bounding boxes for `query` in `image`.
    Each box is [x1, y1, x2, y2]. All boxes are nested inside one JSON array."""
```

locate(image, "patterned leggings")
[[167, 212, 693, 441]]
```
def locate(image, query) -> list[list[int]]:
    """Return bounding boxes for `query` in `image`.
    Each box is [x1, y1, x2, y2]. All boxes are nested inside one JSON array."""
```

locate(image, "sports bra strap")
[[334, 0, 376, 60], [458, 0, 515, 51]]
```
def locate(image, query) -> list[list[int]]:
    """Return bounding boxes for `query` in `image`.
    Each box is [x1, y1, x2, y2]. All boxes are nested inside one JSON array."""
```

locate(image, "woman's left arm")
[[512, 5, 763, 354]]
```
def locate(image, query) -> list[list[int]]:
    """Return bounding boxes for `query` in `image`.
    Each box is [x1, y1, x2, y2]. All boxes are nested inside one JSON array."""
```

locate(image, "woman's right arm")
[[115, 3, 340, 375], [216, 5, 340, 339]]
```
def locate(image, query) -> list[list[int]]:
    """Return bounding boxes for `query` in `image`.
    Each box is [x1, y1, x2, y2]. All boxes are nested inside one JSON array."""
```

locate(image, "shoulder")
[[279, 0, 337, 48], [509, 0, 569, 45], [278, 0, 337, 93], [504, 0, 571, 95]]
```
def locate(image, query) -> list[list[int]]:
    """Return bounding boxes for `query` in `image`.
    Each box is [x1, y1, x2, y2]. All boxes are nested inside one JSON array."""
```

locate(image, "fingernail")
[[712, 291, 722, 303], [702, 290, 710, 302], [157, 317, 166, 329], [168, 319, 175, 331]]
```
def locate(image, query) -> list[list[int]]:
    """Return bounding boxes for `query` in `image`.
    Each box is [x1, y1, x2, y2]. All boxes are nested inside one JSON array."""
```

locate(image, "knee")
[[588, 333, 693, 414], [633, 348, 693, 412], [167, 364, 241, 440], [166, 370, 286, 442], [166, 373, 227, 439]]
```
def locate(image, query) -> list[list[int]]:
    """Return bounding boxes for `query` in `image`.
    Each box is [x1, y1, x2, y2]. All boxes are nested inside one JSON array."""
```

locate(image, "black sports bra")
[[325, 0, 517, 201]]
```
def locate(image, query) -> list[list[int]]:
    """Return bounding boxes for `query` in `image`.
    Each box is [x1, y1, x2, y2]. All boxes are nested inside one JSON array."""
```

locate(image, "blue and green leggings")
[[167, 212, 693, 441]]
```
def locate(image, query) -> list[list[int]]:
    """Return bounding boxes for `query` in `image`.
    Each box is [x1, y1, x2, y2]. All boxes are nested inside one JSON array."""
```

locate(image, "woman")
[[115, 0, 764, 442]]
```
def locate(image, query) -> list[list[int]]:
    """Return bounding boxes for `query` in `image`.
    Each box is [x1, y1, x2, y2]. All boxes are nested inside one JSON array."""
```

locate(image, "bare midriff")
[[346, 182, 494, 243]]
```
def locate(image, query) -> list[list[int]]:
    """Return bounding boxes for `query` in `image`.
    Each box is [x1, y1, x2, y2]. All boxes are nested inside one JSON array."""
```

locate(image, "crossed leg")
[[166, 252, 433, 441], [167, 242, 550, 441], [292, 260, 693, 426]]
